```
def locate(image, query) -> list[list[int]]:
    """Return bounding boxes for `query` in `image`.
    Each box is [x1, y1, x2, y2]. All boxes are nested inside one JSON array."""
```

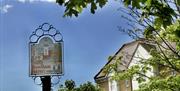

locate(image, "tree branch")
[[155, 41, 180, 72]]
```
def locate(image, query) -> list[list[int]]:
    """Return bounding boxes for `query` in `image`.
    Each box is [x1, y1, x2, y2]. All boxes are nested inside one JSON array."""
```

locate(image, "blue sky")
[[0, 0, 132, 91]]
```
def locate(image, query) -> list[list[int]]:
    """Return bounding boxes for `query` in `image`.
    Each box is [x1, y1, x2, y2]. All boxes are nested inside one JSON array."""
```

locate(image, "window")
[[125, 80, 129, 88], [111, 80, 117, 91]]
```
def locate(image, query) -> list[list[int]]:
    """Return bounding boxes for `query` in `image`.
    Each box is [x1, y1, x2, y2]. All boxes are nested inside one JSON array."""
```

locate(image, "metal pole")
[[41, 76, 51, 91]]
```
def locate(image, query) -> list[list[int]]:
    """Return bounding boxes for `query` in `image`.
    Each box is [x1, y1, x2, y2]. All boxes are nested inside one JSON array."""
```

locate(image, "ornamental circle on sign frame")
[[29, 23, 63, 43], [32, 76, 61, 86]]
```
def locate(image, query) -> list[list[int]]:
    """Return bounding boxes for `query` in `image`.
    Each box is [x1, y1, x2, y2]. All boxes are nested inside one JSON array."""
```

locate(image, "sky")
[[0, 0, 132, 91]]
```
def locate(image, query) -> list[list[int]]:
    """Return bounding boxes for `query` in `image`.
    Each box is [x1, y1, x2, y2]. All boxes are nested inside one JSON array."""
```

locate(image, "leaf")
[[81, 2, 87, 8], [143, 26, 153, 38], [177, 0, 180, 6], [174, 28, 180, 38], [136, 76, 146, 83], [145, 0, 152, 8], [123, 0, 131, 7], [91, 2, 97, 14], [141, 0, 147, 4], [71, 9, 79, 17], [76, 6, 83, 13], [108, 56, 113, 61], [154, 17, 163, 30], [56, 0, 65, 5], [132, 0, 141, 9], [97, 0, 107, 8]]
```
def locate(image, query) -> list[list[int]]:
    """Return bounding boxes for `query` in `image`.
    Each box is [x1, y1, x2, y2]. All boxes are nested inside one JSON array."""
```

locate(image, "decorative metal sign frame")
[[29, 23, 64, 77]]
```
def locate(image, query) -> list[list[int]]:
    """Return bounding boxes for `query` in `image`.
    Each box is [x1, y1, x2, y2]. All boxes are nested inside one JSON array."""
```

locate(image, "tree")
[[56, 0, 107, 17], [59, 79, 75, 91], [104, 0, 180, 91], [58, 80, 101, 91], [56, 0, 180, 91], [79, 81, 101, 91], [65, 80, 76, 90]]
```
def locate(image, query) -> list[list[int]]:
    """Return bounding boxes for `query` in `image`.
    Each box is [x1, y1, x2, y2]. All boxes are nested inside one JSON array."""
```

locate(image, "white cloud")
[[0, 4, 13, 14], [0, 0, 56, 13], [17, 0, 56, 3]]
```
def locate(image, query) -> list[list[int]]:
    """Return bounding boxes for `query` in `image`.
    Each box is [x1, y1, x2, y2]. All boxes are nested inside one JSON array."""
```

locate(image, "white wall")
[[129, 44, 153, 90]]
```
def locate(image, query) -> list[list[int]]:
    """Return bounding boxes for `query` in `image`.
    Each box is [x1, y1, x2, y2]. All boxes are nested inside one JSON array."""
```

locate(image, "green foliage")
[[124, 0, 142, 9], [107, 47, 180, 91], [59, 80, 75, 91], [99, 0, 180, 91], [56, 0, 107, 17], [111, 65, 140, 80], [104, 56, 122, 73], [79, 81, 101, 91], [56, 0, 180, 91], [138, 75, 180, 91], [143, 26, 154, 39], [65, 80, 76, 90], [161, 20, 180, 50], [178, 0, 180, 6], [123, 0, 177, 29], [58, 80, 101, 91], [113, 0, 180, 90]]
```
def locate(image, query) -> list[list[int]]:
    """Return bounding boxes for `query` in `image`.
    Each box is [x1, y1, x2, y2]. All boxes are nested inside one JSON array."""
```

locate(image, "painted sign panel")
[[30, 37, 63, 76]]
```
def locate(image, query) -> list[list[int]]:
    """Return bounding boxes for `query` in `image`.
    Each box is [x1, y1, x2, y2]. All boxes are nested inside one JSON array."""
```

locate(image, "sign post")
[[29, 23, 64, 91], [41, 76, 51, 91]]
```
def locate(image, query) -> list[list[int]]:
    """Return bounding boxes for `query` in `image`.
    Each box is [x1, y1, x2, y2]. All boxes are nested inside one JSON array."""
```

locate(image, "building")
[[94, 39, 156, 91]]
